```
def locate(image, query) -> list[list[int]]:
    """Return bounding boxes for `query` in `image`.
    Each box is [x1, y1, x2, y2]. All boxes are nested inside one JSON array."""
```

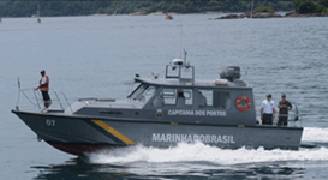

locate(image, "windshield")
[[128, 84, 155, 103]]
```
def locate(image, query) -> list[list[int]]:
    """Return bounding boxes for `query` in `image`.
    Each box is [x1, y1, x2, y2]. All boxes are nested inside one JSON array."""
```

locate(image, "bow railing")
[[15, 79, 72, 112]]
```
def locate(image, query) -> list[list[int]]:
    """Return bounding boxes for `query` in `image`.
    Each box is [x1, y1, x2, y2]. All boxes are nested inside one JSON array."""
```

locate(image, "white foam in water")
[[89, 144, 328, 165], [303, 127, 328, 143], [89, 127, 328, 165]]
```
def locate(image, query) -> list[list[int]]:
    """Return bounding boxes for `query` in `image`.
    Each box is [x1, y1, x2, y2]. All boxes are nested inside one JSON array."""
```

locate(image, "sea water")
[[0, 14, 328, 179]]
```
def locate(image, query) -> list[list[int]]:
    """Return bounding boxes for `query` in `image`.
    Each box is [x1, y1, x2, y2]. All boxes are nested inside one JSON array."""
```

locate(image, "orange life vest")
[[39, 76, 49, 91]]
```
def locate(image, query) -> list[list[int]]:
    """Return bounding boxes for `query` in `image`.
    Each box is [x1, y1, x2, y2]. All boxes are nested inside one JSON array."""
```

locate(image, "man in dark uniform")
[[278, 94, 292, 126]]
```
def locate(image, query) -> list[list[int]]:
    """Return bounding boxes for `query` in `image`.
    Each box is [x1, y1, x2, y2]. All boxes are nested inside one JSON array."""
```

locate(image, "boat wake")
[[89, 127, 328, 165], [303, 127, 328, 143]]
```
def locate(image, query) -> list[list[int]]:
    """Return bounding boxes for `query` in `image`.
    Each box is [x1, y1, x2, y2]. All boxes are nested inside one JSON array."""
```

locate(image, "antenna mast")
[[183, 48, 187, 64], [179, 23, 184, 59], [37, 3, 41, 23], [250, 0, 254, 18]]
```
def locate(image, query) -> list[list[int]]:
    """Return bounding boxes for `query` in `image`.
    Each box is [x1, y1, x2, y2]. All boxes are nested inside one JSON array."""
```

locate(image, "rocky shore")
[[214, 11, 328, 19]]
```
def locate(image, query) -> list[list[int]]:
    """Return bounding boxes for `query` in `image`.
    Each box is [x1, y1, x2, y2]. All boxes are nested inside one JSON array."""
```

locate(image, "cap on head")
[[267, 94, 271, 98], [281, 93, 286, 97]]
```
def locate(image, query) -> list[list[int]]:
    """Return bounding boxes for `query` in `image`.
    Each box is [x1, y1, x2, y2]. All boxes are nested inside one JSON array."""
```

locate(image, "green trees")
[[294, 0, 328, 13], [255, 5, 275, 13], [0, 0, 327, 17]]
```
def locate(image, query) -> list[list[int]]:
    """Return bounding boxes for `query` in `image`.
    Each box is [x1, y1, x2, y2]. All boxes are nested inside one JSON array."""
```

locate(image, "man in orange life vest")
[[35, 70, 50, 109]]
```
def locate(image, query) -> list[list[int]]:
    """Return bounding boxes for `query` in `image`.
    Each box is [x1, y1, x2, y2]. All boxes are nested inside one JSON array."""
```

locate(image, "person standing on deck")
[[278, 94, 292, 126], [260, 94, 276, 125], [35, 70, 50, 109]]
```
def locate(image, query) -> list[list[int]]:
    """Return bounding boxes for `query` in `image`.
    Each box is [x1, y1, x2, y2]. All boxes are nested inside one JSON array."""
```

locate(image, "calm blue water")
[[1, 14, 328, 179]]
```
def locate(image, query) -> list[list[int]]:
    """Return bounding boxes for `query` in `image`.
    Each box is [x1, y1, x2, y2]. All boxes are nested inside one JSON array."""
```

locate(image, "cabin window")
[[198, 90, 213, 107], [183, 89, 192, 105], [128, 84, 143, 99], [180, 66, 193, 79], [213, 91, 229, 109], [162, 89, 176, 105], [142, 86, 155, 102], [176, 89, 193, 107], [166, 65, 179, 78], [129, 85, 155, 102]]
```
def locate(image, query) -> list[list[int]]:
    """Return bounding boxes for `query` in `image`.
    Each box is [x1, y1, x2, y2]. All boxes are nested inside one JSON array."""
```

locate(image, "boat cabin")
[[75, 59, 257, 126]]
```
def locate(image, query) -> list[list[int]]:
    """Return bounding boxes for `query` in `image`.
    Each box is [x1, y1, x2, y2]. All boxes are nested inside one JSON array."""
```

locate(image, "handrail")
[[53, 90, 63, 110], [33, 89, 41, 109], [61, 92, 73, 113], [16, 78, 21, 109], [15, 79, 74, 113], [16, 87, 71, 112], [256, 102, 301, 127]]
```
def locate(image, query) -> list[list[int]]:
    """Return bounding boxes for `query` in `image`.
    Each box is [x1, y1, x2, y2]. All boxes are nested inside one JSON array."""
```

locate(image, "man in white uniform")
[[261, 94, 275, 125]]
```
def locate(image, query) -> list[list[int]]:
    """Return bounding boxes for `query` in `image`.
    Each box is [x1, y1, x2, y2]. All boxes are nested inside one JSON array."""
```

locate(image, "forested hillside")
[[0, 0, 326, 17]]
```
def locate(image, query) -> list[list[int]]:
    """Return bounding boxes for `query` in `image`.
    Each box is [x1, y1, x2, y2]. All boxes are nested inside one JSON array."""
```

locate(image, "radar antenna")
[[183, 48, 187, 64]]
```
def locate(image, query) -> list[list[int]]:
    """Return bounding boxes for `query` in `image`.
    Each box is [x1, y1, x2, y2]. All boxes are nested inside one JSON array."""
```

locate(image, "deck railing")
[[256, 103, 302, 127], [16, 87, 71, 112]]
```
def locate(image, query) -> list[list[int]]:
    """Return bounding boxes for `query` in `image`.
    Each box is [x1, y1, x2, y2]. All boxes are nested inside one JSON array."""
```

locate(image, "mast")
[[250, 0, 254, 18], [37, 3, 41, 23], [183, 48, 187, 64]]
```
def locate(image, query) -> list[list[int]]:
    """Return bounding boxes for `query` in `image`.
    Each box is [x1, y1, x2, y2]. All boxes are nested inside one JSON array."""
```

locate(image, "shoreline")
[[1, 11, 327, 20], [213, 12, 328, 20]]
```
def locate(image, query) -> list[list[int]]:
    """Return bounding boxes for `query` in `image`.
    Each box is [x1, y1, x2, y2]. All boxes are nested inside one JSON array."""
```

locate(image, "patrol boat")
[[12, 59, 303, 155]]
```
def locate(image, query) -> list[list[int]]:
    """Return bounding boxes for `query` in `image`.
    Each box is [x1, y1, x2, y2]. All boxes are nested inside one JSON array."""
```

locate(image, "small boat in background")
[[165, 13, 173, 20]]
